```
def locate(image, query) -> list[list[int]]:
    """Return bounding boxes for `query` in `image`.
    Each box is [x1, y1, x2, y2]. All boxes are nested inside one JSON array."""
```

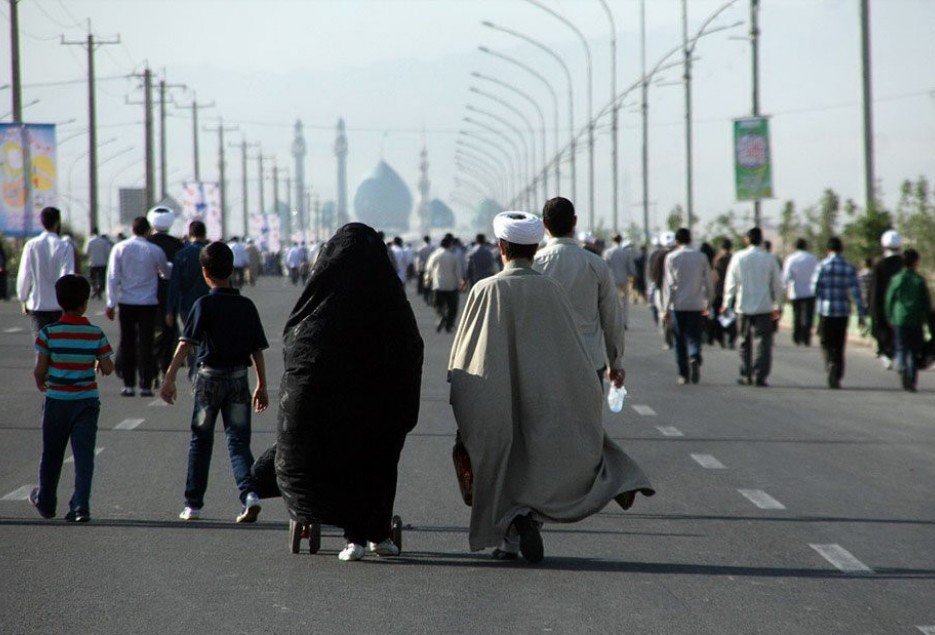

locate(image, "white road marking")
[[3, 327, 25, 333], [2, 485, 35, 501], [632, 405, 656, 416], [65, 447, 104, 463], [691, 453, 726, 469], [656, 426, 684, 437], [738, 489, 786, 510], [114, 418, 144, 430], [916, 627, 935, 635], [809, 543, 873, 574], [93, 311, 105, 316], [148, 399, 168, 407]]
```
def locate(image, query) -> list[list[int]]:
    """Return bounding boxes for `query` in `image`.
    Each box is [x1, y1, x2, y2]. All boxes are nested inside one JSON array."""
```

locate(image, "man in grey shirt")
[[662, 228, 713, 384], [85, 228, 112, 300], [603, 233, 637, 329]]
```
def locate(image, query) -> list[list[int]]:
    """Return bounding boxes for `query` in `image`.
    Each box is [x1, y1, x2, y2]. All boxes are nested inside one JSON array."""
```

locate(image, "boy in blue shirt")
[[160, 242, 269, 522], [30, 274, 114, 522]]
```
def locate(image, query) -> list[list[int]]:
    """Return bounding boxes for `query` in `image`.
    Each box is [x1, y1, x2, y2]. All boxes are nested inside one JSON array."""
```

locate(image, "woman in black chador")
[[271, 223, 423, 561]]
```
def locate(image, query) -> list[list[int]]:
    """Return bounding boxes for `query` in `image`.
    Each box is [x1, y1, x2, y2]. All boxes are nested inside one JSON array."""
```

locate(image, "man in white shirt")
[[533, 197, 626, 387], [723, 227, 783, 387], [423, 234, 465, 333], [228, 236, 249, 288], [390, 236, 414, 285], [16, 207, 76, 335], [415, 236, 435, 305], [285, 243, 305, 285], [603, 233, 637, 328], [782, 238, 819, 346], [85, 228, 112, 300], [106, 216, 171, 397], [662, 228, 713, 385]]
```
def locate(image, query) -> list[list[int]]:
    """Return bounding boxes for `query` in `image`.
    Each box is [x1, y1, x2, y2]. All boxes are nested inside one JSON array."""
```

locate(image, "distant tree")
[[666, 205, 684, 231], [893, 176, 935, 272], [702, 210, 744, 249], [842, 198, 892, 264], [777, 200, 799, 256]]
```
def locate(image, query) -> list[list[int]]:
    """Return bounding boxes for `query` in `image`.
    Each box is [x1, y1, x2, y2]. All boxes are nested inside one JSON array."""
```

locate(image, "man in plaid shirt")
[[811, 236, 866, 389]]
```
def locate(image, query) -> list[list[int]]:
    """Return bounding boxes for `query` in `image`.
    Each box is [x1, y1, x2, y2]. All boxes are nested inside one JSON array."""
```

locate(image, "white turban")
[[147, 206, 176, 232], [493, 211, 544, 245], [880, 229, 902, 249]]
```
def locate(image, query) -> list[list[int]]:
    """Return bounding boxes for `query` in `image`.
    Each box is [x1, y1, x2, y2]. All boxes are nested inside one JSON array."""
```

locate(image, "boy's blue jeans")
[[37, 397, 100, 516], [184, 366, 256, 509]]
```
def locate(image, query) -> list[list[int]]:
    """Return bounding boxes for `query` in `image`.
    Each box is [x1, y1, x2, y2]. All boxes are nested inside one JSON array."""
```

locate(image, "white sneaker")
[[179, 506, 201, 520], [881, 355, 893, 370], [338, 542, 365, 561], [235, 492, 261, 523], [367, 538, 400, 557]]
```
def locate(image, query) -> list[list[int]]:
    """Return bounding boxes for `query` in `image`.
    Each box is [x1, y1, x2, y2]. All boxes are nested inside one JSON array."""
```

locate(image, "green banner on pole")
[[733, 116, 773, 201]]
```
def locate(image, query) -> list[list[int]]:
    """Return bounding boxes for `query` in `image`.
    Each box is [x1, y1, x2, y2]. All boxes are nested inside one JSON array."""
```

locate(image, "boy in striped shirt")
[[29, 274, 114, 522]]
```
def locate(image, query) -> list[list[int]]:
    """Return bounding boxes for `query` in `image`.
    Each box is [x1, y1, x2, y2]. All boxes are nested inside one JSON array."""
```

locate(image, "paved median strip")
[[65, 447, 104, 463], [114, 418, 145, 430], [738, 489, 786, 509], [655, 426, 684, 437], [691, 453, 726, 469], [809, 543, 873, 574], [632, 405, 656, 416]]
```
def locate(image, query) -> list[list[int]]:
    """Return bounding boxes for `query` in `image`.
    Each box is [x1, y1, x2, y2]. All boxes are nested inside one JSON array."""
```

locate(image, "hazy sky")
[[3, 0, 934, 239]]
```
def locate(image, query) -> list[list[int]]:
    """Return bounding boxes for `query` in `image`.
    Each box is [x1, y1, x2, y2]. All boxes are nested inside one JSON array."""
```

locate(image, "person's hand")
[[160, 377, 177, 405], [21, 303, 29, 316], [770, 309, 780, 321], [105, 307, 116, 321], [608, 367, 626, 388], [253, 385, 269, 412], [165, 313, 175, 328], [34, 375, 47, 393]]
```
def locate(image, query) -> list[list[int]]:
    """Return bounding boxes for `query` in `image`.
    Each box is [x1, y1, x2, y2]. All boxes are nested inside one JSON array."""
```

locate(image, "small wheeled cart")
[[288, 515, 404, 555]]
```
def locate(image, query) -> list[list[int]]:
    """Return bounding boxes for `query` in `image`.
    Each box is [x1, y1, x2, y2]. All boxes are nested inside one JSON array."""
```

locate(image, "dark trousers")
[[35, 397, 100, 516], [671, 310, 704, 379], [29, 310, 63, 337], [185, 367, 256, 509], [818, 316, 849, 385], [89, 266, 106, 299], [791, 297, 816, 345], [739, 313, 774, 382], [153, 306, 178, 381], [433, 290, 459, 333], [117, 304, 157, 390], [0, 271, 8, 300], [894, 325, 924, 390]]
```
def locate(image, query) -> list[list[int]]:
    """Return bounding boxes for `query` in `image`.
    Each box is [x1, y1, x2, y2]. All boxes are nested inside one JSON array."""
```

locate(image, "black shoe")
[[737, 377, 752, 386], [491, 548, 519, 561], [64, 510, 91, 523], [755, 379, 769, 387], [139, 388, 154, 398], [512, 514, 544, 564], [120, 387, 135, 397], [689, 359, 700, 384], [29, 488, 54, 519], [615, 491, 636, 510]]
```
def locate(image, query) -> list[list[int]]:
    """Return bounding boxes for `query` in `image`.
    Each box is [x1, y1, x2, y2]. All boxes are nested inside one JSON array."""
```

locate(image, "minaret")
[[413, 142, 431, 236], [291, 119, 307, 239], [335, 118, 349, 227]]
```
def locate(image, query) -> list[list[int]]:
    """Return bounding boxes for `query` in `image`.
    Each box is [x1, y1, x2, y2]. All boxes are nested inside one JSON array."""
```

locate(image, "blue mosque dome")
[[353, 161, 412, 231], [429, 199, 455, 228], [473, 198, 503, 233]]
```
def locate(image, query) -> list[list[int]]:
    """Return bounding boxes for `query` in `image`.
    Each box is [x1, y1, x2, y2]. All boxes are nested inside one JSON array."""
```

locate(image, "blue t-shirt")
[[181, 287, 268, 368], [35, 315, 113, 400]]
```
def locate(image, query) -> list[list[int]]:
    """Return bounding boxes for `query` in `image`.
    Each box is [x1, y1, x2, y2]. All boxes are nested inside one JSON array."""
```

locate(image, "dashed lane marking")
[[3, 327, 25, 333], [809, 543, 873, 574], [738, 489, 786, 510], [691, 453, 726, 469], [114, 418, 144, 430], [2, 485, 34, 501], [148, 399, 168, 407], [656, 426, 684, 437], [916, 627, 935, 634], [632, 405, 656, 416], [65, 447, 104, 463]]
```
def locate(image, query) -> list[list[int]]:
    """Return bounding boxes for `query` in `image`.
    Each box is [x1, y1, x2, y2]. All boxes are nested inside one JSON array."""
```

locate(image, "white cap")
[[880, 229, 902, 249], [147, 206, 176, 231], [493, 211, 544, 245], [661, 231, 677, 248]]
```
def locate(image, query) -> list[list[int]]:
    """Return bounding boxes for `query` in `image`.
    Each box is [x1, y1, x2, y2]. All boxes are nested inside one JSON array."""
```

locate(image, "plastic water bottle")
[[607, 384, 628, 413]]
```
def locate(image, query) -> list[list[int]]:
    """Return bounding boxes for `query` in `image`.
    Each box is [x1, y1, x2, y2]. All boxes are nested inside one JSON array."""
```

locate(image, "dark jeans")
[[791, 297, 816, 345], [117, 304, 157, 390], [152, 306, 178, 381], [35, 397, 100, 516], [184, 366, 256, 509], [818, 316, 849, 384], [671, 310, 704, 379], [894, 324, 924, 389], [89, 266, 106, 299], [433, 290, 459, 333], [739, 313, 774, 382], [29, 310, 63, 337]]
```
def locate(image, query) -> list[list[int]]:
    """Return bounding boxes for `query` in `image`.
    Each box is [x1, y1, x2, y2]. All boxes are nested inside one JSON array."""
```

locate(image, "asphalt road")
[[1, 275, 933, 635]]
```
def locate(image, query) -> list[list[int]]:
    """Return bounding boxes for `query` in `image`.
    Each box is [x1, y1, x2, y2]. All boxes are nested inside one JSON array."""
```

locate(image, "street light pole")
[[466, 107, 531, 211], [457, 137, 512, 205], [751, 0, 762, 226], [641, 0, 650, 245], [461, 126, 519, 208], [597, 0, 620, 232]]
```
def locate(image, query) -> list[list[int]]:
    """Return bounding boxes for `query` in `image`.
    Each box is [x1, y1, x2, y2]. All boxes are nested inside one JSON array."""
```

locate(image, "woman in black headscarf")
[[274, 223, 423, 561]]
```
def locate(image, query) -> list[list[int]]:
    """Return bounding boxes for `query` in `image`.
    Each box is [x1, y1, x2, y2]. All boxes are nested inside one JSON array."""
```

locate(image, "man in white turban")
[[448, 211, 654, 563], [869, 229, 904, 368]]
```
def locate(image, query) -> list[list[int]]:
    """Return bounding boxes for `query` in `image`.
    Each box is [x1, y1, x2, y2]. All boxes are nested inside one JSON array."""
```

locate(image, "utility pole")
[[860, 0, 875, 212], [9, 0, 32, 235], [256, 154, 272, 216], [175, 91, 214, 182], [62, 27, 120, 233], [640, 0, 650, 246], [127, 67, 158, 208], [750, 0, 762, 226], [204, 118, 238, 237], [232, 139, 259, 237], [158, 77, 186, 200], [271, 160, 280, 233]]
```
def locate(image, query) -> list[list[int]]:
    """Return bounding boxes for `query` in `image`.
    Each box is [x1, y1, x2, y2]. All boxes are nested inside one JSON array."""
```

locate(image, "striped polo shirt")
[[35, 315, 113, 400]]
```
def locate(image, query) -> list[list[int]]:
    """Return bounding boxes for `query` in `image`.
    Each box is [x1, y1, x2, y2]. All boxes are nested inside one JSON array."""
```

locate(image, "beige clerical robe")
[[449, 260, 654, 551]]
